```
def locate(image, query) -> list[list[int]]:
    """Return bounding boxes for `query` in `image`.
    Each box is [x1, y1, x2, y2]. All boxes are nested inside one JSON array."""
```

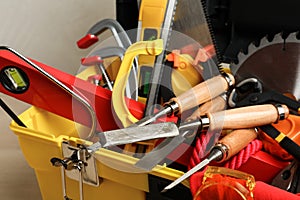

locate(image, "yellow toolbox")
[[9, 106, 190, 200]]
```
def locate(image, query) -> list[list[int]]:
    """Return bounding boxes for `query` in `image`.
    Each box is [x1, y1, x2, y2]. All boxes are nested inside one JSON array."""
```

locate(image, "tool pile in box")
[[1, 0, 300, 199]]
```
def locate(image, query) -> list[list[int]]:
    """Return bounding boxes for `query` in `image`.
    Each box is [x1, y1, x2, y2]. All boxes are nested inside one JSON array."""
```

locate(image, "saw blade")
[[231, 32, 300, 99], [170, 0, 220, 77], [133, 1, 225, 171]]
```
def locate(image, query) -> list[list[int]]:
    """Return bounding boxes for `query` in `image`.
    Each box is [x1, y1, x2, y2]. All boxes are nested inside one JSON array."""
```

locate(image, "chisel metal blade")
[[87, 122, 179, 152], [162, 147, 223, 192], [162, 158, 210, 192]]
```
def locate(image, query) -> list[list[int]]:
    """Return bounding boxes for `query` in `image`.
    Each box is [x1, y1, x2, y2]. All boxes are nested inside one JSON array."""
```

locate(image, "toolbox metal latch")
[[61, 141, 100, 187]]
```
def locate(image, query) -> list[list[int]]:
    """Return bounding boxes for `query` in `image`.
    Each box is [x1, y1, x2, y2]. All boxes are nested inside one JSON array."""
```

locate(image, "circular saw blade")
[[231, 32, 300, 99]]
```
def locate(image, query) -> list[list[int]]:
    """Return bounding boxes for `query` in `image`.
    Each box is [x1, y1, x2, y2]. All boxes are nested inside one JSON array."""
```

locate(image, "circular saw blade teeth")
[[259, 35, 272, 47], [286, 32, 298, 42], [247, 43, 257, 56], [272, 32, 285, 43], [233, 32, 287, 70], [231, 31, 300, 99]]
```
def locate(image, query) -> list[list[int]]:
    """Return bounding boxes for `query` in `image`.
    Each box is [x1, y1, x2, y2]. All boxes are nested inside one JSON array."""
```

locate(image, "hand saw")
[[121, 0, 214, 155], [133, 0, 226, 169]]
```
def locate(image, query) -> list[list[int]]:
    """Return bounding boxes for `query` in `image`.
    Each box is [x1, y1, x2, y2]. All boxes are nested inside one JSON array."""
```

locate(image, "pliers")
[[228, 77, 300, 115], [271, 160, 300, 193]]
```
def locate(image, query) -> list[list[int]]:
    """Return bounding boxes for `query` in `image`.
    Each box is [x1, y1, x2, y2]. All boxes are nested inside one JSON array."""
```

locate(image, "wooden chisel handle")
[[186, 94, 227, 121], [170, 73, 234, 114], [218, 129, 258, 161], [207, 104, 289, 131]]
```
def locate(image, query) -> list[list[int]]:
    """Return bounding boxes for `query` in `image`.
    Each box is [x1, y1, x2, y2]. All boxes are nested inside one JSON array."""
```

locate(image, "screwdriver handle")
[[218, 129, 258, 161], [170, 73, 234, 114], [207, 104, 289, 131], [187, 94, 227, 121]]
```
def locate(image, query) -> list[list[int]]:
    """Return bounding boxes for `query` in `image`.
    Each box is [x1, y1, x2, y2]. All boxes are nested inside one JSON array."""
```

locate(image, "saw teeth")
[[231, 31, 300, 75], [286, 32, 299, 42], [260, 36, 271, 47], [247, 43, 257, 56], [272, 33, 284, 43]]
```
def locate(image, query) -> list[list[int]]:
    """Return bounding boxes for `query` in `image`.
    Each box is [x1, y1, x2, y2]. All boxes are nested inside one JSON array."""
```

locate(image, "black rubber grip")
[[272, 91, 300, 113]]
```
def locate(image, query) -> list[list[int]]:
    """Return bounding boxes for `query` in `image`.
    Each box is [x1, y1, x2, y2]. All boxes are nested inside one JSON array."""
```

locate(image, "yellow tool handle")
[[187, 95, 227, 121], [207, 104, 289, 131], [219, 129, 258, 161], [112, 39, 163, 127], [171, 73, 234, 114]]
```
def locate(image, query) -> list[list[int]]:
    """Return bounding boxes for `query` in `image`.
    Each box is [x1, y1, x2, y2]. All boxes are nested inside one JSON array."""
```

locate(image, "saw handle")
[[170, 74, 234, 114], [219, 129, 258, 161], [207, 104, 289, 131]]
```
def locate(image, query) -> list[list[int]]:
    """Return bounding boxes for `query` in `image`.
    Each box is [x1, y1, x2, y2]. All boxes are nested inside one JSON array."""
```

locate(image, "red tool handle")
[[81, 56, 103, 66], [77, 34, 99, 49]]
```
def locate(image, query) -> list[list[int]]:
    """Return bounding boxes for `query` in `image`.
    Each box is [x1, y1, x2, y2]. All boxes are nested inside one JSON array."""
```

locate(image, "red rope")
[[188, 134, 263, 170], [222, 139, 262, 169], [188, 133, 208, 170]]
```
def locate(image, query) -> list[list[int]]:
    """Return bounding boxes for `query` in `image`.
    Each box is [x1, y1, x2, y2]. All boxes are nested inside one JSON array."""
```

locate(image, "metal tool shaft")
[[134, 104, 175, 127], [162, 128, 258, 191], [162, 148, 223, 192]]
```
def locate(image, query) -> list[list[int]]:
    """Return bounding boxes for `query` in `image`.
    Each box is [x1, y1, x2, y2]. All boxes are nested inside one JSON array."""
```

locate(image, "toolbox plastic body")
[[10, 106, 291, 200], [10, 106, 189, 200]]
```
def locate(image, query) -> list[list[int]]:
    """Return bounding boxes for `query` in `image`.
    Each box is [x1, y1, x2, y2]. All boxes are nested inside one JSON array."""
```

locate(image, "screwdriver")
[[162, 128, 259, 192], [135, 73, 235, 126]]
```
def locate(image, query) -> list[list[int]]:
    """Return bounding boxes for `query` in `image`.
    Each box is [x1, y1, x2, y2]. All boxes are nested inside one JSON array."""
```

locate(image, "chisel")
[[161, 128, 259, 192], [135, 73, 234, 127], [135, 104, 289, 171], [87, 122, 179, 152]]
